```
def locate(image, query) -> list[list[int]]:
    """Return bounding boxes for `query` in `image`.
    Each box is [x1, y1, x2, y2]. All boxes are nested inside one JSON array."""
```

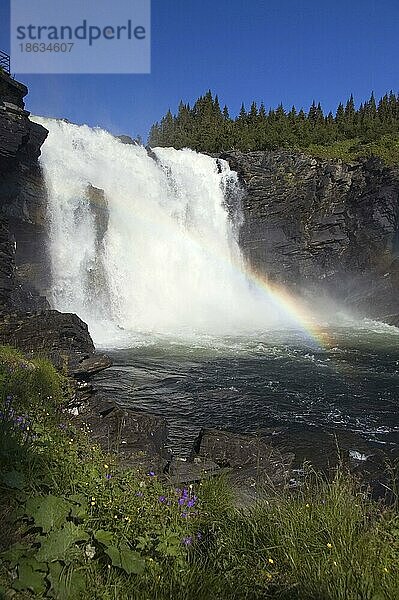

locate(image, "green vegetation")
[[0, 345, 398, 599], [148, 91, 399, 164]]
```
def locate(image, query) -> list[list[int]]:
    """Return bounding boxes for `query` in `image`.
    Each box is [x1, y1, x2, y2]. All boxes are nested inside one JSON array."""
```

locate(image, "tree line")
[[148, 90, 399, 155]]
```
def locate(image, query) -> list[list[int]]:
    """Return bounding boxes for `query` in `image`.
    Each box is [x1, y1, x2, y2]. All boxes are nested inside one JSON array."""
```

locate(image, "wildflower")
[[305, 503, 310, 508], [268, 558, 274, 564], [197, 532, 202, 541], [178, 498, 185, 506], [158, 496, 167, 503], [383, 567, 389, 573], [148, 471, 155, 477], [327, 543, 332, 549], [181, 512, 188, 518], [104, 464, 109, 469], [90, 501, 95, 506], [136, 492, 143, 497], [182, 536, 192, 546], [105, 474, 112, 480]]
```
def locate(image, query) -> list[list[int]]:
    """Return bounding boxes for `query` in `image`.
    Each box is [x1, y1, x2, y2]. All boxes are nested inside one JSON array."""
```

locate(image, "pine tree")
[[147, 90, 399, 161]]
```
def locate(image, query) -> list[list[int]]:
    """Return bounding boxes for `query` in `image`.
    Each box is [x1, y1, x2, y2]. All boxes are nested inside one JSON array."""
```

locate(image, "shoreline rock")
[[71, 395, 170, 474], [0, 310, 111, 378]]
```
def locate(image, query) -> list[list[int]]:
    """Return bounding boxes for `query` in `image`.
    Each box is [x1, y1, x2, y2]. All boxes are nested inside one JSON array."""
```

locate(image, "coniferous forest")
[[148, 91, 399, 163]]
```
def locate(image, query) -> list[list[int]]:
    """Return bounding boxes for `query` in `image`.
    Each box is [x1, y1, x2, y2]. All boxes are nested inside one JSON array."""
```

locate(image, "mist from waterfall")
[[33, 117, 280, 345]]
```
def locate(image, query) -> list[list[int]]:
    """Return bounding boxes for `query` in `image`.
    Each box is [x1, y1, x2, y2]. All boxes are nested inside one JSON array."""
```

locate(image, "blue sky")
[[1, 0, 398, 140]]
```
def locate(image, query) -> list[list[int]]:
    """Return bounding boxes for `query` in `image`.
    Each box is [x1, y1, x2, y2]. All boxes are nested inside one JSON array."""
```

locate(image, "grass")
[[305, 133, 399, 165], [0, 345, 398, 599]]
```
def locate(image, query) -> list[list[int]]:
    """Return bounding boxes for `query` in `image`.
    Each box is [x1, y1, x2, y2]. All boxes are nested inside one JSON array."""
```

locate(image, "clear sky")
[[0, 0, 398, 141]]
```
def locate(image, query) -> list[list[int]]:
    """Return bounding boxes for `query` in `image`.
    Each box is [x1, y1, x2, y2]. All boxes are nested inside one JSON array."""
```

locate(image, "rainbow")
[[243, 265, 332, 349]]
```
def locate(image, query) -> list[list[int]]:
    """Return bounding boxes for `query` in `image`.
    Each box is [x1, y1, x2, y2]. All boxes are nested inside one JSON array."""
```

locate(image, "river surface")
[[93, 321, 399, 467]]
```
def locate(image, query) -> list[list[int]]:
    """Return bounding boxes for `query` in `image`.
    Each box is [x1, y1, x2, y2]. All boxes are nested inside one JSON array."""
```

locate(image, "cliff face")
[[0, 70, 50, 311], [220, 151, 399, 323]]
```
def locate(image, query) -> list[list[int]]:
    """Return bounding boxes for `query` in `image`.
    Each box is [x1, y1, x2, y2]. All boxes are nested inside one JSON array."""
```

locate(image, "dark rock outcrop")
[[167, 458, 221, 485], [192, 428, 294, 503], [86, 184, 109, 244], [0, 219, 16, 312], [0, 70, 50, 309], [71, 355, 113, 380], [220, 150, 399, 322], [73, 396, 169, 473], [0, 310, 110, 373], [116, 134, 135, 145]]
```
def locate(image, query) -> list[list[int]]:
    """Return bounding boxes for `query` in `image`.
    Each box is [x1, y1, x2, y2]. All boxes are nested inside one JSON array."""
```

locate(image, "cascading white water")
[[33, 117, 278, 344]]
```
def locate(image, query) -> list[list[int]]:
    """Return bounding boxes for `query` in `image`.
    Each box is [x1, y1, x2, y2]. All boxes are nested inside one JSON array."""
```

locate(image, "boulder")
[[167, 457, 221, 485], [0, 310, 110, 374], [73, 397, 169, 472], [193, 428, 294, 504]]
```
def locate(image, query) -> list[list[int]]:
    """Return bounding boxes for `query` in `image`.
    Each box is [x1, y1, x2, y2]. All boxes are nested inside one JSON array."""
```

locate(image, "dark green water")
[[94, 322, 399, 466]]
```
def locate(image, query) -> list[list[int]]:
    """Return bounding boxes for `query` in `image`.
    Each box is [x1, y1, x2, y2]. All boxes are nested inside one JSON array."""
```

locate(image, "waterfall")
[[33, 117, 277, 344]]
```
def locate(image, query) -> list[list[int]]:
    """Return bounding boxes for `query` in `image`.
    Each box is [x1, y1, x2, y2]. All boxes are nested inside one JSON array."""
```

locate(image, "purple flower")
[[182, 536, 192, 546], [105, 474, 112, 480], [136, 492, 143, 497], [197, 532, 202, 541], [148, 471, 155, 477], [158, 496, 167, 503], [187, 496, 197, 508], [181, 512, 188, 518], [178, 498, 185, 506]]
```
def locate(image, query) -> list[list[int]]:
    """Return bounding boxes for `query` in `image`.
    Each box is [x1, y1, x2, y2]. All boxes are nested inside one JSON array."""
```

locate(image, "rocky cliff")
[[220, 151, 399, 324], [0, 70, 50, 310]]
